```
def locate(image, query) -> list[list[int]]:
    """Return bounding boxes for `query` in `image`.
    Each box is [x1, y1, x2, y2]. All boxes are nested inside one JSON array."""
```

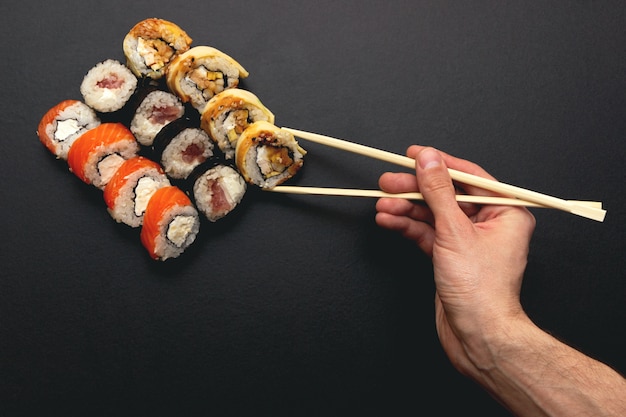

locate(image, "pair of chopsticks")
[[267, 127, 606, 222]]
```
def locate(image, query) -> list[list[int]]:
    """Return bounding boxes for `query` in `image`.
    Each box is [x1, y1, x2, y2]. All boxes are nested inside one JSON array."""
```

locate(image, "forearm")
[[464, 315, 626, 417]]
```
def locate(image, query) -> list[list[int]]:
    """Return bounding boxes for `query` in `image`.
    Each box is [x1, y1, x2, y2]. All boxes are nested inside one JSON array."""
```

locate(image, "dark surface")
[[1, 1, 625, 415]]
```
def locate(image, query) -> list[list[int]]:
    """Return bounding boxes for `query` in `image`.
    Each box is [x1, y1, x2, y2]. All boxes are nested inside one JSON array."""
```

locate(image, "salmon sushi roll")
[[152, 117, 216, 180], [187, 158, 247, 222], [123, 18, 192, 80], [37, 100, 101, 160], [80, 59, 138, 113], [235, 121, 306, 189], [200, 88, 274, 160], [166, 46, 249, 112], [67, 123, 140, 189], [103, 156, 171, 227], [140, 185, 200, 261]]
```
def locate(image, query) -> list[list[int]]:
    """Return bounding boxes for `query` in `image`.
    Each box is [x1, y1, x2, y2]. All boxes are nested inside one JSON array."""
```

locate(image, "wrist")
[[458, 308, 534, 379]]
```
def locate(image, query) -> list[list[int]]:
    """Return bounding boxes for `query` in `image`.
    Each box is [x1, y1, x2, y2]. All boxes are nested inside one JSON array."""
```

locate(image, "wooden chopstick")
[[282, 127, 606, 222], [267, 186, 603, 209]]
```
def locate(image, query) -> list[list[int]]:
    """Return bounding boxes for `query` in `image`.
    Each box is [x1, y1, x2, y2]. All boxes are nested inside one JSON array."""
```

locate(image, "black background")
[[1, 1, 625, 416]]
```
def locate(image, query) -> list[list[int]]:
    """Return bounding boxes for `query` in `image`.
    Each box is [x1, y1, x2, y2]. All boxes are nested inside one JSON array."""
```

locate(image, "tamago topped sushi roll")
[[200, 88, 274, 160], [235, 121, 306, 189], [123, 18, 192, 80], [166, 46, 249, 112]]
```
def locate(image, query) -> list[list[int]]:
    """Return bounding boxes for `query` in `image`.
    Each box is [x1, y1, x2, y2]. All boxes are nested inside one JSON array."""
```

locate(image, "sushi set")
[[37, 18, 606, 260], [37, 18, 307, 261]]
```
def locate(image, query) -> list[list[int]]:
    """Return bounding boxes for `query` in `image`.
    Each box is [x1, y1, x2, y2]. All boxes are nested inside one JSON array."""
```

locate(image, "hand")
[[375, 146, 536, 373]]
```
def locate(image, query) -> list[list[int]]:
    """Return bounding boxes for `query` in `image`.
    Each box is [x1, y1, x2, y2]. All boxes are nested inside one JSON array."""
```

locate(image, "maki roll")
[[140, 185, 200, 261], [152, 117, 216, 180], [80, 59, 138, 113], [129, 87, 185, 146], [187, 158, 247, 222], [103, 156, 171, 227], [200, 88, 274, 159], [123, 18, 192, 80], [166, 46, 249, 112], [37, 100, 101, 160], [67, 123, 140, 189], [235, 121, 306, 189]]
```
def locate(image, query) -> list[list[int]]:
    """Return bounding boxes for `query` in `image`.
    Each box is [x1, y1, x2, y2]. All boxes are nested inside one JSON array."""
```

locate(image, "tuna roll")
[[152, 117, 216, 180], [187, 158, 247, 222], [129, 87, 185, 146], [80, 59, 138, 113]]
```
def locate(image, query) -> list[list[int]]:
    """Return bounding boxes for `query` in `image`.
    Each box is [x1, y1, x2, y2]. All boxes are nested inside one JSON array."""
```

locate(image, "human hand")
[[375, 146, 536, 373]]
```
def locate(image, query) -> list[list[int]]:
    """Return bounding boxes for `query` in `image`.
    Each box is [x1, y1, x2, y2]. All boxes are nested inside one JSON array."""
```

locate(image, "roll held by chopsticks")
[[281, 127, 606, 222]]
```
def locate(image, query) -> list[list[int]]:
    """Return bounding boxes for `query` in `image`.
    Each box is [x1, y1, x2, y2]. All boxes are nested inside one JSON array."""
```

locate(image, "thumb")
[[415, 148, 467, 225]]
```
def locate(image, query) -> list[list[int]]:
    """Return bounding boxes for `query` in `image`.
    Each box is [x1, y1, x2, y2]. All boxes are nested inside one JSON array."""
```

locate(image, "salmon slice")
[[67, 122, 139, 188], [37, 100, 100, 159], [140, 186, 199, 260], [103, 156, 165, 208], [103, 156, 170, 227]]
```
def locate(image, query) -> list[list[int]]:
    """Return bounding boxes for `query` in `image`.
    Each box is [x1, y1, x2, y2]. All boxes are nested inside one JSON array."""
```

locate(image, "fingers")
[[375, 211, 435, 256], [376, 196, 434, 224], [379, 171, 419, 194], [375, 188, 436, 255], [407, 145, 499, 198], [414, 147, 471, 230], [379, 171, 480, 219], [407, 145, 495, 180]]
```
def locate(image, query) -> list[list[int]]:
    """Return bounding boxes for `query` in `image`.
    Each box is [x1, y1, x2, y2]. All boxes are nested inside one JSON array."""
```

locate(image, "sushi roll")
[[37, 100, 101, 160], [165, 46, 249, 112], [187, 158, 247, 222], [140, 185, 200, 261], [80, 59, 138, 113], [235, 121, 306, 189], [103, 156, 171, 227], [152, 117, 216, 180], [67, 122, 140, 189], [200, 88, 274, 159], [123, 18, 192, 80], [129, 87, 185, 146]]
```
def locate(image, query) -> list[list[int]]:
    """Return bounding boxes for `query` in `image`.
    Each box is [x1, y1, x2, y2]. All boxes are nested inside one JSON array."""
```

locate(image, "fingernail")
[[418, 148, 441, 170]]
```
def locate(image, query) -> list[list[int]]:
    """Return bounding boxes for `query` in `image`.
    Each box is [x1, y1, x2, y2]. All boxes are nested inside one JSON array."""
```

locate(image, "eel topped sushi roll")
[[235, 121, 306, 189], [152, 117, 216, 180], [187, 158, 247, 222], [80, 59, 138, 113], [140, 185, 200, 261], [129, 86, 185, 146], [67, 122, 140, 189], [166, 46, 249, 112], [37, 100, 101, 160], [103, 156, 171, 227], [200, 88, 274, 159], [123, 18, 192, 80]]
